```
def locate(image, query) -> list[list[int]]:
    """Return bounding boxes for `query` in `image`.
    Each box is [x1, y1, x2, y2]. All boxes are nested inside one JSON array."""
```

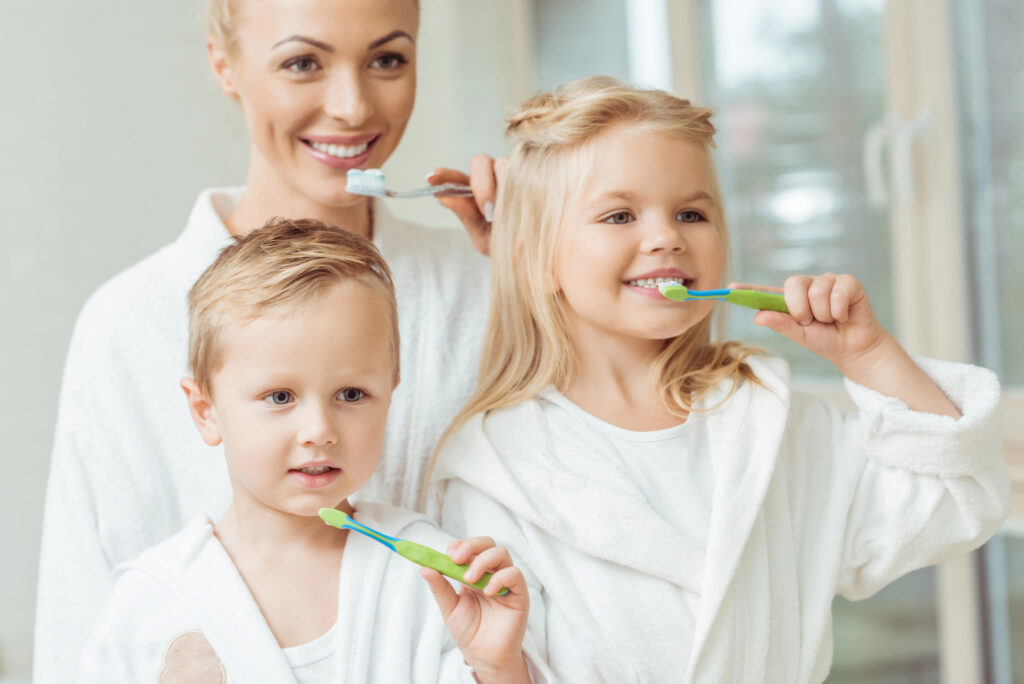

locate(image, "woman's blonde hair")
[[438, 77, 762, 457]]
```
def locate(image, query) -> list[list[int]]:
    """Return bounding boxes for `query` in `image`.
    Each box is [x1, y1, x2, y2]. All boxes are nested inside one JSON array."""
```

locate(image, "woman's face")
[[211, 0, 418, 209]]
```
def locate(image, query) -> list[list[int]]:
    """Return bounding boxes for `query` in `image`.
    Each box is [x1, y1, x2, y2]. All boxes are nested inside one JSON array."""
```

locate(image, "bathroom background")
[[1, 0, 1021, 681]]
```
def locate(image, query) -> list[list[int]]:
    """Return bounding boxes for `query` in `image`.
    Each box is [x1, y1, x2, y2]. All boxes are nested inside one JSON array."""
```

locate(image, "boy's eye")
[[264, 390, 294, 405], [370, 53, 408, 71], [677, 210, 706, 223], [338, 388, 365, 403], [283, 56, 320, 73], [602, 211, 633, 225]]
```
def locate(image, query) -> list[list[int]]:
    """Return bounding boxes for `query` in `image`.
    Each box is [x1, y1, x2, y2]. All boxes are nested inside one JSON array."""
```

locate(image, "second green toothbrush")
[[658, 283, 790, 313]]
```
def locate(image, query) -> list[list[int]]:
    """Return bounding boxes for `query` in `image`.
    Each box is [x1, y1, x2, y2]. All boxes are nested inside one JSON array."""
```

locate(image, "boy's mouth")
[[290, 465, 338, 476]]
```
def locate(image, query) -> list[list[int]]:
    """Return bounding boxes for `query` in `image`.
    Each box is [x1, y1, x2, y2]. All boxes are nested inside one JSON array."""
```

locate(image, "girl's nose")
[[640, 216, 686, 254], [324, 70, 374, 126], [296, 403, 339, 447]]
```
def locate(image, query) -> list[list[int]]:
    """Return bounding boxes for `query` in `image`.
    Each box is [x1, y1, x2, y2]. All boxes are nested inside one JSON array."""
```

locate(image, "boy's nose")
[[296, 403, 339, 447]]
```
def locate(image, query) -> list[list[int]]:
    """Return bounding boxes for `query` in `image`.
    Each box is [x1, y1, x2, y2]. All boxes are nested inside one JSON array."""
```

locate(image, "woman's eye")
[[677, 210, 706, 223], [284, 56, 319, 73], [602, 211, 633, 225], [370, 53, 408, 71], [338, 388, 365, 403], [264, 390, 293, 405]]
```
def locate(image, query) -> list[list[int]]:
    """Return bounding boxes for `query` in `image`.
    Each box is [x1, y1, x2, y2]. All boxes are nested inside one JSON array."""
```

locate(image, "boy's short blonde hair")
[[187, 218, 399, 395]]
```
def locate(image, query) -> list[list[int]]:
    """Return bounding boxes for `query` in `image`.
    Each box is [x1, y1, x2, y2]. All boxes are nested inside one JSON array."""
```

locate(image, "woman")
[[35, 0, 498, 680]]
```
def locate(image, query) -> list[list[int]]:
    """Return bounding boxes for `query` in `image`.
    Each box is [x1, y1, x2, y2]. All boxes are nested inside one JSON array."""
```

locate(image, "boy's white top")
[[432, 355, 1010, 684], [36, 188, 490, 683], [77, 502, 551, 683]]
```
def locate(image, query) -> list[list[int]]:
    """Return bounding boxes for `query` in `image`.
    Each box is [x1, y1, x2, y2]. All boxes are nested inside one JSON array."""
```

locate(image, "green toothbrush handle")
[[725, 289, 789, 313], [396, 540, 511, 596]]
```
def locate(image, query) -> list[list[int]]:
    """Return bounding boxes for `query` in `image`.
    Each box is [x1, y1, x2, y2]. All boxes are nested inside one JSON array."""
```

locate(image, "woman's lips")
[[302, 135, 378, 170]]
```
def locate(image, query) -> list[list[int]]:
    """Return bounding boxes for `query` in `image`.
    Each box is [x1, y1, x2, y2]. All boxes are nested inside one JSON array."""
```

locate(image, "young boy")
[[78, 219, 548, 683]]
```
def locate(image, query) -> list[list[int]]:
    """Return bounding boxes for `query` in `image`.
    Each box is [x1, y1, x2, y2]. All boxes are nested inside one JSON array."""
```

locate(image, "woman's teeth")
[[309, 141, 369, 159], [296, 466, 334, 475], [626, 277, 684, 288]]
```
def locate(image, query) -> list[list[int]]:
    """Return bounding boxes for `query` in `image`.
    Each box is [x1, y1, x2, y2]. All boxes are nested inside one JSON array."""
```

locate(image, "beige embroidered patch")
[[159, 630, 226, 684]]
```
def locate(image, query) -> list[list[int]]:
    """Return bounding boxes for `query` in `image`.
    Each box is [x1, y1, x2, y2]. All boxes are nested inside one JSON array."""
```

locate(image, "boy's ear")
[[180, 377, 223, 447], [207, 37, 239, 100]]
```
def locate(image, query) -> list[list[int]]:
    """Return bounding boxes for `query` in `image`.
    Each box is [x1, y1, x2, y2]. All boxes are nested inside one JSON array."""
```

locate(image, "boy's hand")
[[735, 274, 890, 377], [739, 274, 960, 418], [421, 537, 530, 684]]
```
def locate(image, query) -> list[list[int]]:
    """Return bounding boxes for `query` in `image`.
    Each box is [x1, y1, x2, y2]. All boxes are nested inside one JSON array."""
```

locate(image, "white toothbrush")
[[346, 168, 474, 198]]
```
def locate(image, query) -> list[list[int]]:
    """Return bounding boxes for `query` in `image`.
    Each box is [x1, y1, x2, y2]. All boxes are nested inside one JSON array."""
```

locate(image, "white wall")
[[0, 1, 528, 679]]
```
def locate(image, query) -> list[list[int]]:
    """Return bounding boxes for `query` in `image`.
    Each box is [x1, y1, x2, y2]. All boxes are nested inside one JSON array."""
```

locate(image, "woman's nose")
[[296, 403, 339, 447], [324, 70, 374, 126]]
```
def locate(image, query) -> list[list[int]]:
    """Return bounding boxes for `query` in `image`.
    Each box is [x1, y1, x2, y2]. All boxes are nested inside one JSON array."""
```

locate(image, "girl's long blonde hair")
[[436, 77, 762, 468]]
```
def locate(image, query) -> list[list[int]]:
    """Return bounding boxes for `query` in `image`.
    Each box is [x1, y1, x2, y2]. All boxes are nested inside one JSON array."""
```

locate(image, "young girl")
[[429, 76, 1009, 683]]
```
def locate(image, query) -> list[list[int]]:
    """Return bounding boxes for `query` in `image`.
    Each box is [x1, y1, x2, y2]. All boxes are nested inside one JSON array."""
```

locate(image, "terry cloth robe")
[[431, 355, 1009, 684], [78, 502, 552, 684], [36, 189, 490, 684]]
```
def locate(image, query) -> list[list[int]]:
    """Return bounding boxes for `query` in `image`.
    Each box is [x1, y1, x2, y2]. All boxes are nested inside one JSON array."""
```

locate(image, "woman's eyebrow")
[[273, 35, 334, 52], [368, 30, 415, 49]]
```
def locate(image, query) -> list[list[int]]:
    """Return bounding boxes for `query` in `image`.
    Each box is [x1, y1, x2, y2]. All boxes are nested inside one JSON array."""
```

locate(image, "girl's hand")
[[428, 154, 508, 256], [740, 274, 960, 417], [736, 274, 890, 377], [421, 536, 530, 683]]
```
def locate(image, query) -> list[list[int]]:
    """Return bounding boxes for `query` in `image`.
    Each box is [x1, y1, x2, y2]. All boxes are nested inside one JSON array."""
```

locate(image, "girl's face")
[[211, 0, 418, 209], [553, 125, 725, 346]]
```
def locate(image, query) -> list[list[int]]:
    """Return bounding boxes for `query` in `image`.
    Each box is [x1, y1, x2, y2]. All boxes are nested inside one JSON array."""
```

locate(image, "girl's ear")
[[180, 377, 223, 447], [207, 38, 239, 99]]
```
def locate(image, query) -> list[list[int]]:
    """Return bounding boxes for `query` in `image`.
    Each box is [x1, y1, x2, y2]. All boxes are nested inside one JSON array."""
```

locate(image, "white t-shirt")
[[539, 387, 714, 554], [283, 621, 337, 684]]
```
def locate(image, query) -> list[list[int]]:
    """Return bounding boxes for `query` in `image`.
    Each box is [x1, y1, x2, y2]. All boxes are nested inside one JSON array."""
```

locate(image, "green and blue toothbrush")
[[318, 508, 511, 596], [658, 283, 789, 313]]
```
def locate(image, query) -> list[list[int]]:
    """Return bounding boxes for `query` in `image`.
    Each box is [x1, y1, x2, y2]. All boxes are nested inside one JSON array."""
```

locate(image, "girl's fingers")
[[783, 276, 814, 326], [448, 536, 497, 565], [727, 281, 784, 294], [807, 273, 837, 324], [830, 274, 861, 323], [421, 567, 459, 619]]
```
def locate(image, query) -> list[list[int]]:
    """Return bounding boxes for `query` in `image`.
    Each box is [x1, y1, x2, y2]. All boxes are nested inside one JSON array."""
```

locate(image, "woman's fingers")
[[429, 165, 492, 255], [469, 154, 499, 221]]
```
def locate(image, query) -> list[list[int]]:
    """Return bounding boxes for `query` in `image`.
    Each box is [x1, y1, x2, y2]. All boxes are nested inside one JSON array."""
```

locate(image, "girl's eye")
[[283, 56, 319, 74], [602, 211, 633, 225], [338, 388, 365, 403], [264, 390, 293, 405], [370, 53, 408, 71], [677, 210, 706, 223]]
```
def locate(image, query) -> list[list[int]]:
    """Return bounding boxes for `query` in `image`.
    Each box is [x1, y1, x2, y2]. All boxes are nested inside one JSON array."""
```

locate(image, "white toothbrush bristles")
[[346, 168, 387, 197]]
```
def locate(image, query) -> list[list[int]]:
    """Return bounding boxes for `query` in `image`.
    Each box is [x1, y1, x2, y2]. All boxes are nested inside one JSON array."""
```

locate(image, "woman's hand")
[[421, 536, 530, 684], [743, 273, 960, 417], [428, 154, 507, 256]]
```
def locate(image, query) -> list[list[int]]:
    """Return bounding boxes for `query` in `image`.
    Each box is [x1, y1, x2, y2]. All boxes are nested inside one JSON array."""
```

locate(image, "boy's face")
[[187, 280, 397, 517]]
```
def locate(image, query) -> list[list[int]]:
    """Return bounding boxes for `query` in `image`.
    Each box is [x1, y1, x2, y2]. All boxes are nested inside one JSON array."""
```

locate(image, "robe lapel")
[[686, 358, 791, 682], [332, 516, 390, 682]]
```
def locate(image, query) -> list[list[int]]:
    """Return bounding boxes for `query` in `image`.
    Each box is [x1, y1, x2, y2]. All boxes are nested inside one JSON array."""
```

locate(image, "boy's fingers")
[[484, 566, 526, 598], [784, 276, 814, 326], [421, 568, 459, 618], [464, 546, 510, 583], [808, 273, 837, 324]]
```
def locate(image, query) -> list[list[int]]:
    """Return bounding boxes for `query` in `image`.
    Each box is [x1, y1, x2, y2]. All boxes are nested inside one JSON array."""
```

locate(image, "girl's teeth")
[[627, 277, 683, 288], [299, 466, 333, 475], [309, 141, 370, 159]]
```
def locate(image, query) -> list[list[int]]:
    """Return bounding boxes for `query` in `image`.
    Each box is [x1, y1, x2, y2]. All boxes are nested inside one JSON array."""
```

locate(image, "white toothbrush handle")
[[388, 183, 474, 198]]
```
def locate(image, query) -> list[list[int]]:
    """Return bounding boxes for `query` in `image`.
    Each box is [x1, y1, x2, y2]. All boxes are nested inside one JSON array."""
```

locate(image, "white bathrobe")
[[78, 502, 551, 683], [37, 189, 490, 683], [431, 355, 1009, 683]]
